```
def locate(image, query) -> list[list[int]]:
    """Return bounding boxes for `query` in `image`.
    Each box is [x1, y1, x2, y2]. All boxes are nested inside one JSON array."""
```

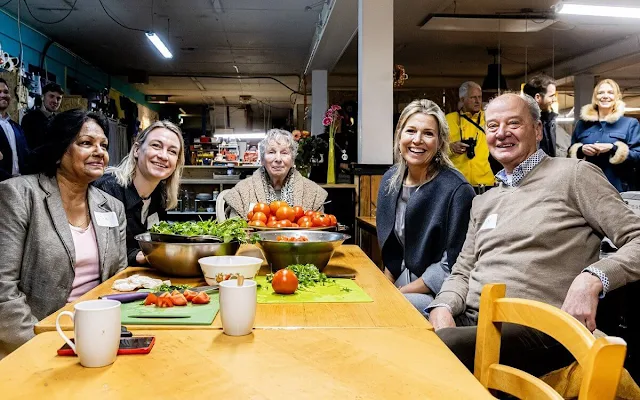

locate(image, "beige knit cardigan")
[[224, 168, 328, 217]]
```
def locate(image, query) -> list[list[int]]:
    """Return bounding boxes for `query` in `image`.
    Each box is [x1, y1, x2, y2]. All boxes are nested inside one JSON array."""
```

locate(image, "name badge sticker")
[[479, 214, 497, 231], [147, 212, 160, 229], [94, 211, 119, 227]]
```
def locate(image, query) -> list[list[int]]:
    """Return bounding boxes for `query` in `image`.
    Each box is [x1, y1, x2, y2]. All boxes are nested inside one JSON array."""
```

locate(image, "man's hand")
[[561, 272, 603, 332], [593, 142, 614, 154], [429, 307, 456, 331], [135, 251, 148, 264], [399, 278, 431, 295], [450, 141, 469, 155], [582, 144, 599, 156]]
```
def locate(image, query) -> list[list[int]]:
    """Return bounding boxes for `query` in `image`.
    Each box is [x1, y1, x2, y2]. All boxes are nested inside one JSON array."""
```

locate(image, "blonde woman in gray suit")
[[0, 109, 127, 358]]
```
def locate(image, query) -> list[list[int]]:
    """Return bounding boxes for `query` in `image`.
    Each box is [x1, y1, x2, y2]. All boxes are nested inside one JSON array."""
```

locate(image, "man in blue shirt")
[[0, 78, 30, 181]]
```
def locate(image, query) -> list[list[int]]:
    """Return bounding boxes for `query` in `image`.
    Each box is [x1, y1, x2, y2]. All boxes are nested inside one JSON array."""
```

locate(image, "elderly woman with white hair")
[[225, 129, 327, 216]]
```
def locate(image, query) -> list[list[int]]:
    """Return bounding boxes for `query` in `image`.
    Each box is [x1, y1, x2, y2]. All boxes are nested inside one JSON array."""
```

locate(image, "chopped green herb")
[[267, 264, 331, 289], [340, 286, 352, 292], [154, 283, 191, 292], [150, 217, 258, 243]]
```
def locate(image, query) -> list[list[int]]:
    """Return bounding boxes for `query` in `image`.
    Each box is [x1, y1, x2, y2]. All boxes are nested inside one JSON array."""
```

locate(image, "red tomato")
[[291, 223, 299, 228], [247, 210, 254, 220], [299, 220, 313, 228], [312, 213, 331, 227], [143, 293, 158, 306], [305, 210, 315, 218], [267, 220, 278, 228], [275, 220, 292, 228], [249, 220, 266, 227], [328, 214, 337, 226], [297, 216, 311, 225], [253, 202, 271, 217], [171, 293, 188, 306], [192, 292, 210, 304], [157, 292, 174, 307], [270, 201, 288, 215], [268, 215, 277, 222], [252, 211, 268, 223], [183, 289, 198, 302], [276, 206, 296, 222], [271, 269, 299, 294], [293, 206, 305, 220]]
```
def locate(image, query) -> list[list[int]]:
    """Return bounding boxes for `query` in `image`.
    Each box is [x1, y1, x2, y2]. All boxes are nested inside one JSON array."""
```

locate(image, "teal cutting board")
[[120, 292, 220, 325]]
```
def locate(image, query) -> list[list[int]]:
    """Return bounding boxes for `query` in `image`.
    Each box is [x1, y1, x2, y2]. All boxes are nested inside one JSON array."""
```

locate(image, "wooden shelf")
[[181, 178, 241, 185]]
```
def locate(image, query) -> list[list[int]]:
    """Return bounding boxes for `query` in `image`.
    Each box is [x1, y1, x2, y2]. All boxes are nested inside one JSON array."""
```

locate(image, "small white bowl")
[[198, 255, 263, 286]]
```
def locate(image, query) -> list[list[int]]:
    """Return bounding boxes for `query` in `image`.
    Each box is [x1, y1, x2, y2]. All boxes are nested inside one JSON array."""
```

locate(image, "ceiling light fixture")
[[555, 3, 640, 19], [145, 32, 173, 59]]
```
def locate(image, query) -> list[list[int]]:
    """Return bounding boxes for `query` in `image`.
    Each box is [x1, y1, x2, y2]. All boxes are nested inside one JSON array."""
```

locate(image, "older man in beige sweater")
[[428, 93, 640, 377]]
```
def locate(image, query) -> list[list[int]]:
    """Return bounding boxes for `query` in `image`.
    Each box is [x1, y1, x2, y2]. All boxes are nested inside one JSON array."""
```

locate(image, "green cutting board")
[[255, 276, 373, 304], [120, 292, 220, 325]]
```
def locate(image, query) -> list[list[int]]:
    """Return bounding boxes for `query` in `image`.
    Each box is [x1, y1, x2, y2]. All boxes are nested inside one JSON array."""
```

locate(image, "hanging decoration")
[[0, 42, 20, 72], [393, 64, 409, 88], [322, 105, 343, 184]]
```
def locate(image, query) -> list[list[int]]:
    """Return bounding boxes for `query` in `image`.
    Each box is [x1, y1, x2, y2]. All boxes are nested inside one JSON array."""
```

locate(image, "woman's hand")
[[135, 251, 148, 264], [593, 143, 614, 154], [383, 267, 395, 283], [449, 141, 469, 155], [399, 278, 431, 294], [581, 144, 599, 156]]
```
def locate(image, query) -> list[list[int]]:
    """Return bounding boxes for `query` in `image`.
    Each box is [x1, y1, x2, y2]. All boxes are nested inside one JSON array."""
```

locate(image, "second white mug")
[[219, 279, 257, 336], [55, 299, 121, 368]]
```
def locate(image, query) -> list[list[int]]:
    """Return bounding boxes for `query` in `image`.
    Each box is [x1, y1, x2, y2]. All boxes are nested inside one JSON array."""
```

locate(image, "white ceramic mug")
[[219, 279, 257, 336], [55, 299, 121, 368]]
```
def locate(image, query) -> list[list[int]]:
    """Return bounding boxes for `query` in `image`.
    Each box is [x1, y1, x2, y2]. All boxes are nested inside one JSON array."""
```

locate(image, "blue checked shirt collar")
[[495, 149, 547, 187]]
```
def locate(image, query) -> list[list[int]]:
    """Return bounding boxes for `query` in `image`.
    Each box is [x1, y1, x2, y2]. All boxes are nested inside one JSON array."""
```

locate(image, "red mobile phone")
[[57, 336, 156, 356]]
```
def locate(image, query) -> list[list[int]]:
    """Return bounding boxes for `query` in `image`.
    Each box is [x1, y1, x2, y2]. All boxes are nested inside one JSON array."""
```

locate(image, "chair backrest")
[[475, 283, 627, 400], [215, 189, 230, 222]]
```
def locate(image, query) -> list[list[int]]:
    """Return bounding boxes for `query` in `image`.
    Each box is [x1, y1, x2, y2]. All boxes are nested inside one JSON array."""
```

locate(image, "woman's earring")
[[434, 151, 441, 164]]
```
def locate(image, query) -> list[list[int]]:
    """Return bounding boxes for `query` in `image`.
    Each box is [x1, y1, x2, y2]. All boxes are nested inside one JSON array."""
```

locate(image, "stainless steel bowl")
[[256, 230, 350, 272], [135, 232, 240, 277]]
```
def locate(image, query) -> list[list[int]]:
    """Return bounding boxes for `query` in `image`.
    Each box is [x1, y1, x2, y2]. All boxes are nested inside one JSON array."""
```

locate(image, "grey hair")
[[459, 81, 482, 99], [258, 129, 299, 163], [487, 92, 540, 122], [386, 99, 455, 194]]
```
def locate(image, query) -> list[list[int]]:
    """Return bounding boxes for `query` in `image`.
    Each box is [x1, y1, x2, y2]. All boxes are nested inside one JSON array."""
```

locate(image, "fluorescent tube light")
[[213, 132, 266, 140], [146, 32, 173, 58], [556, 3, 640, 19], [556, 117, 575, 123]]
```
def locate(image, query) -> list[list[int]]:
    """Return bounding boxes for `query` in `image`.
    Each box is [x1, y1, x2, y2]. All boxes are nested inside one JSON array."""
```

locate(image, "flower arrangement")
[[322, 105, 343, 184], [293, 130, 327, 178]]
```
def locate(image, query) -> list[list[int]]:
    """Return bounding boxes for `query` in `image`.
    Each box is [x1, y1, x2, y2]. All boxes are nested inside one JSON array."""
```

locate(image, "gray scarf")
[[261, 167, 295, 206]]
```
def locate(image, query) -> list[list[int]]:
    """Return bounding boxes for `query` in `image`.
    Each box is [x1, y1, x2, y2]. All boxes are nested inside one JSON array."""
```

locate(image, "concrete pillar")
[[574, 74, 595, 116], [311, 70, 328, 136], [357, 0, 393, 164]]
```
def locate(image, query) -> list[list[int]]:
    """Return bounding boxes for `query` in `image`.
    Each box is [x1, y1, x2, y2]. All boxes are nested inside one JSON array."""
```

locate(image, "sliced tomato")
[[171, 293, 188, 306], [192, 291, 210, 304], [183, 289, 198, 302], [143, 293, 158, 306], [157, 292, 174, 307], [171, 289, 181, 296]]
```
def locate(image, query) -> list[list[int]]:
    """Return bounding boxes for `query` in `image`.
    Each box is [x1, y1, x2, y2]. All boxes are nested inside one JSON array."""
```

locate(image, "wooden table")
[[37, 245, 431, 333], [355, 216, 377, 246], [0, 329, 492, 399]]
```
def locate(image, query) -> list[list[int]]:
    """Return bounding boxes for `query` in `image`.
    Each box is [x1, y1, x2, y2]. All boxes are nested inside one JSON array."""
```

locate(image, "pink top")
[[67, 222, 101, 302]]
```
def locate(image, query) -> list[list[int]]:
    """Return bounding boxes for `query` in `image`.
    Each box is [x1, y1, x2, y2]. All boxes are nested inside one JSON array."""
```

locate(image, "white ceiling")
[[6, 0, 640, 112]]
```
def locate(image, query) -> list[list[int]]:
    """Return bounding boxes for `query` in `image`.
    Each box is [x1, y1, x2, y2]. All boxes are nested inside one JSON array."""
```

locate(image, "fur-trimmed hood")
[[580, 100, 625, 124]]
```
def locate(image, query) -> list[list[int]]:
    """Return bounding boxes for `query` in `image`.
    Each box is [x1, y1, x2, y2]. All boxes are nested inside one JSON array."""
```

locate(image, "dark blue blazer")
[[0, 119, 30, 182], [376, 165, 475, 280]]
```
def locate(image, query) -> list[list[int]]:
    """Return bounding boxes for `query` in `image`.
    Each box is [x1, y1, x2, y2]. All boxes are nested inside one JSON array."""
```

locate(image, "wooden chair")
[[475, 283, 627, 400]]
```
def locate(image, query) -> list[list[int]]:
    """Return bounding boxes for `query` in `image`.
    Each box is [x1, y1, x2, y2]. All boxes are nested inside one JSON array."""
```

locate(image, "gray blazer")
[[0, 174, 127, 357]]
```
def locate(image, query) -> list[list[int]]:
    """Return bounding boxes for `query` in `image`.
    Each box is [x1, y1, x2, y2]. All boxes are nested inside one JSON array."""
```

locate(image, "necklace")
[[69, 205, 91, 229]]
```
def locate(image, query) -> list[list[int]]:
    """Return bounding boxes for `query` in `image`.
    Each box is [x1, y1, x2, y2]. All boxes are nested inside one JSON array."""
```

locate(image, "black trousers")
[[436, 317, 574, 378]]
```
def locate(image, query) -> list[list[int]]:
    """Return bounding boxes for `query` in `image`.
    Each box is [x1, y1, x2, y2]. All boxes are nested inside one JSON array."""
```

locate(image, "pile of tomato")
[[247, 201, 337, 228], [143, 290, 210, 307]]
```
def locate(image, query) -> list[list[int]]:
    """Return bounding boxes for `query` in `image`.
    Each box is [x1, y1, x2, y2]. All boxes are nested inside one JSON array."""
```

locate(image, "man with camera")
[[446, 81, 495, 193]]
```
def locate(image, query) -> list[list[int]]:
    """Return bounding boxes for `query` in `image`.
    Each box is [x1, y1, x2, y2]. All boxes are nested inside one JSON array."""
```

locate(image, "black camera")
[[461, 138, 477, 159]]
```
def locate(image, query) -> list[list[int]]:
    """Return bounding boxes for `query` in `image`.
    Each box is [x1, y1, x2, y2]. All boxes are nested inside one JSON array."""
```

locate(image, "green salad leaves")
[[266, 264, 331, 289], [150, 217, 259, 243]]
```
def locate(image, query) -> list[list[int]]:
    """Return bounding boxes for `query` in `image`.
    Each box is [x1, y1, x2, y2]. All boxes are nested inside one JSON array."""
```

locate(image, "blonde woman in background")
[[376, 99, 475, 317], [94, 120, 185, 265]]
